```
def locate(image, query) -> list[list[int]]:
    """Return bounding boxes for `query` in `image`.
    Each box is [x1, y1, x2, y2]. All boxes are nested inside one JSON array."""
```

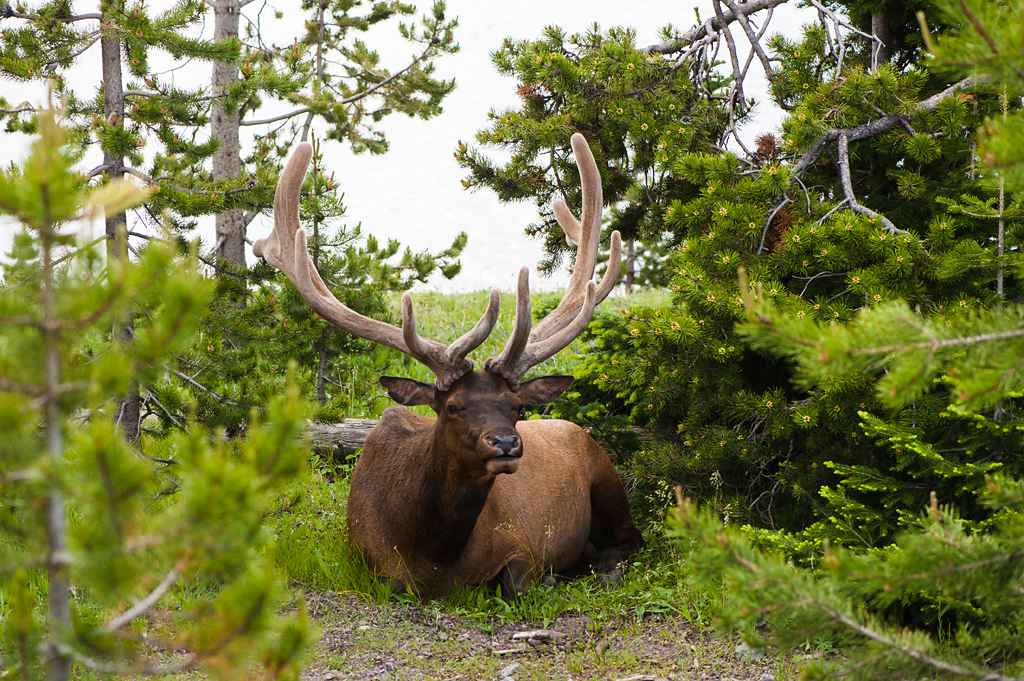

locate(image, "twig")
[[789, 76, 981, 180], [643, 0, 792, 55], [837, 133, 901, 233], [758, 196, 791, 253], [104, 552, 191, 633]]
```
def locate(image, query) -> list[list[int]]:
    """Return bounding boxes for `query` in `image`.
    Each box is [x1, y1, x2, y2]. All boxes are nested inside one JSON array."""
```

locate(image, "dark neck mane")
[[407, 436, 493, 567]]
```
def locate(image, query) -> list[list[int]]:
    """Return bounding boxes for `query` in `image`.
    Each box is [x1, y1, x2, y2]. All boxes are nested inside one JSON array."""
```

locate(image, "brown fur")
[[346, 370, 643, 598]]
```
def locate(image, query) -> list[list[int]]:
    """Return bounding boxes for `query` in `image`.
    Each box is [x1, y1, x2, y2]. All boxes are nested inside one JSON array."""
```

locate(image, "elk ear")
[[515, 375, 574, 405], [379, 376, 437, 406]]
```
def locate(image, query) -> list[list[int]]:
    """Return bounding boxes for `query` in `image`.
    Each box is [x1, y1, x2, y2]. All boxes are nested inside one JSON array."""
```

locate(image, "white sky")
[[0, 0, 815, 291]]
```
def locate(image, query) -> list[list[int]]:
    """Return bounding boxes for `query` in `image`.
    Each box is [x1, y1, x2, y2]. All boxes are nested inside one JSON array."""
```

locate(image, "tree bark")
[[625, 239, 636, 293], [211, 0, 246, 268], [41, 212, 71, 681], [871, 12, 889, 70], [316, 329, 329, 407], [102, 2, 141, 443]]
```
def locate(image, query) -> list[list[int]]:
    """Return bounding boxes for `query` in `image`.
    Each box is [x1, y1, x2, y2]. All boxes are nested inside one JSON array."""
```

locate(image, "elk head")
[[254, 134, 621, 477]]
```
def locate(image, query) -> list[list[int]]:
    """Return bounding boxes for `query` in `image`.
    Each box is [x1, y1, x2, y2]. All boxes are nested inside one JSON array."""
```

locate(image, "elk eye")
[[446, 403, 458, 415]]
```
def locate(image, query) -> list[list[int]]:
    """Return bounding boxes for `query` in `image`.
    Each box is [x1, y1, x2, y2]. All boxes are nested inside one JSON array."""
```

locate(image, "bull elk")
[[254, 134, 642, 597]]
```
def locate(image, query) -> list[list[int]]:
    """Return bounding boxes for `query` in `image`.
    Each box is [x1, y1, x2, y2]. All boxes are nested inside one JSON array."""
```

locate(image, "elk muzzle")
[[483, 430, 522, 475]]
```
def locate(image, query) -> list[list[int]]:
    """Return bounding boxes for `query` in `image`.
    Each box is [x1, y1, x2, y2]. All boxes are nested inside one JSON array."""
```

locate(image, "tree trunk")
[[41, 220, 71, 681], [316, 329, 329, 407], [625, 239, 636, 293], [211, 0, 246, 268], [871, 12, 889, 70], [102, 5, 141, 443]]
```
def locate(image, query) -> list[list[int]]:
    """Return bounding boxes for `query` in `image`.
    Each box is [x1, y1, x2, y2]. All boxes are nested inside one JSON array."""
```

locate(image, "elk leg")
[[553, 542, 600, 581], [589, 470, 644, 585], [494, 555, 536, 598]]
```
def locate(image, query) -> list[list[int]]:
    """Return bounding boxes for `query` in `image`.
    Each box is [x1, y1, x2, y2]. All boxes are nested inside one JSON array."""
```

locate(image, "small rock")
[[511, 629, 566, 643], [758, 674, 776, 681], [735, 641, 765, 662], [357, 625, 371, 631], [324, 674, 335, 680], [437, 631, 449, 641], [500, 661, 521, 677]]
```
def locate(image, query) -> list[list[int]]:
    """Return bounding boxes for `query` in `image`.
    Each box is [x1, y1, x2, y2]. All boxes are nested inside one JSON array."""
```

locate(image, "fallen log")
[[302, 420, 667, 458], [302, 419, 379, 458]]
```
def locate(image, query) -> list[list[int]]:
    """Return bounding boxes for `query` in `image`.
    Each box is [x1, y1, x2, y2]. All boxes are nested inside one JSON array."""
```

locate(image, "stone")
[[735, 641, 765, 662], [500, 661, 521, 677]]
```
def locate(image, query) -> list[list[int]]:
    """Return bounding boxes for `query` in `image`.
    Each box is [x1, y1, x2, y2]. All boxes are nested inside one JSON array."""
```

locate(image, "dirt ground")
[[299, 590, 794, 681]]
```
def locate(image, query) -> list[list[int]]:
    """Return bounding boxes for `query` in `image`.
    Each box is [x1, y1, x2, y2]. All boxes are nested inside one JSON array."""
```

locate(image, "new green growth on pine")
[[0, 110, 311, 681]]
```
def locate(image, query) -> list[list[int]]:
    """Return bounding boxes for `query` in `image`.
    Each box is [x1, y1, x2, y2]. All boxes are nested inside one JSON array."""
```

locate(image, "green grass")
[[266, 462, 720, 628]]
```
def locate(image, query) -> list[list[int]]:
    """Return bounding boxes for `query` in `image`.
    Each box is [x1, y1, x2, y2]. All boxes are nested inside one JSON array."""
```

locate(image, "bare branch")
[[1, 9, 101, 21], [240, 107, 311, 127], [722, 0, 776, 84], [643, 0, 793, 55], [0, 470, 44, 485], [807, 0, 847, 73], [42, 35, 100, 67], [0, 375, 41, 395], [790, 76, 981, 180], [1, 105, 37, 115], [837, 133, 901, 233], [104, 552, 190, 633], [759, 196, 791, 253]]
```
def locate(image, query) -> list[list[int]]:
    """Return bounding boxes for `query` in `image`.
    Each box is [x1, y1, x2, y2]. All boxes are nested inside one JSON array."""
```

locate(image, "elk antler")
[[485, 133, 622, 387], [254, 142, 500, 390]]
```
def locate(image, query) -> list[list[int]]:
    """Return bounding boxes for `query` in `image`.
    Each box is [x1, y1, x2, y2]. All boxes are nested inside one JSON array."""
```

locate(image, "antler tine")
[[486, 134, 621, 387], [404, 290, 502, 391], [446, 289, 502, 366], [528, 133, 612, 343], [484, 268, 532, 382], [255, 142, 495, 390]]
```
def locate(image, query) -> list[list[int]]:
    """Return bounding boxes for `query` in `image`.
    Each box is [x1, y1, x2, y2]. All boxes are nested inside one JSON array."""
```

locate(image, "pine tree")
[[458, 0, 1023, 550], [209, 0, 459, 266], [159, 138, 466, 432], [667, 1, 1024, 677], [0, 0, 240, 441], [0, 0, 465, 436], [0, 110, 311, 681]]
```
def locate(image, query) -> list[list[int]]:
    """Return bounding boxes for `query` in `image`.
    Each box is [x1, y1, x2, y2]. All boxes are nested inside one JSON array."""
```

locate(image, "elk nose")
[[485, 434, 520, 456]]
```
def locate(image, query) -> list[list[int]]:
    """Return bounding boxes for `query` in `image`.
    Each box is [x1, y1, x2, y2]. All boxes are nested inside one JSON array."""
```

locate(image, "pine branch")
[[643, 0, 793, 55], [790, 76, 982, 180], [240, 106, 310, 126], [817, 602, 1023, 681], [121, 167, 254, 197], [104, 551, 191, 633], [837, 132, 902, 233], [847, 325, 1024, 357]]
